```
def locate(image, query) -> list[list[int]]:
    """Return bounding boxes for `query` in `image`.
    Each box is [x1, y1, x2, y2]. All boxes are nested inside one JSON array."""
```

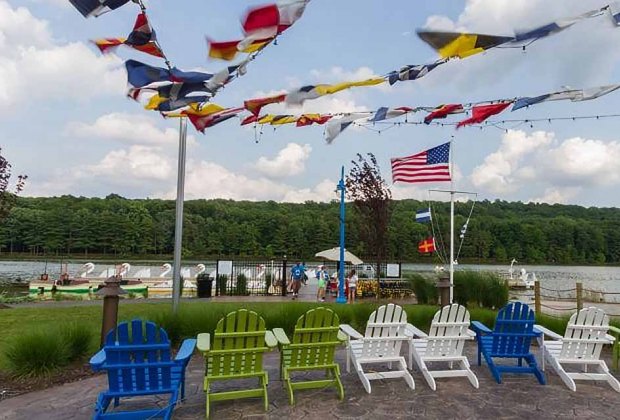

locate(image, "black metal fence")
[[209, 259, 402, 297]]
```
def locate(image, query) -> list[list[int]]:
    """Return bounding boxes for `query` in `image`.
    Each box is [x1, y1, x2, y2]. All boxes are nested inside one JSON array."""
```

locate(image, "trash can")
[[437, 277, 451, 307], [196, 273, 213, 298]]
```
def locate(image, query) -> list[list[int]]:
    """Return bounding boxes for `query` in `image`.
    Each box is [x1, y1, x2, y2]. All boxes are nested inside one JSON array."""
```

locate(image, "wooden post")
[[534, 280, 541, 316], [576, 282, 583, 312]]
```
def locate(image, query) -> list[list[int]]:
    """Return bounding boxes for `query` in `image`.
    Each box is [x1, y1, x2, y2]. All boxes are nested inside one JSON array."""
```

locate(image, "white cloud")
[[471, 129, 620, 201], [528, 187, 581, 204], [471, 130, 554, 193], [0, 1, 125, 112], [255, 143, 312, 178], [175, 161, 336, 202], [542, 137, 620, 186], [84, 145, 175, 181], [281, 179, 338, 202], [67, 113, 198, 147]]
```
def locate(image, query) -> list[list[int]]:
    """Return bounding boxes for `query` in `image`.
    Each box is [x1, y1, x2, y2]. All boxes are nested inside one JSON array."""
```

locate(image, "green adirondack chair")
[[273, 307, 346, 405], [197, 309, 277, 418]]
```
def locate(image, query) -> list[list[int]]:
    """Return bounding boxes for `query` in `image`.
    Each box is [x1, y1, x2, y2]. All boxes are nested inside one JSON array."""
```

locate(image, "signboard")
[[386, 263, 400, 278], [217, 260, 233, 276]]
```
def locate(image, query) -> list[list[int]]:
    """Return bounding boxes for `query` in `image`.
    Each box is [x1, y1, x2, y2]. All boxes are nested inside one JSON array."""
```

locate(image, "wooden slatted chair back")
[[289, 307, 341, 368], [361, 303, 408, 359], [426, 304, 471, 358], [210, 309, 268, 377], [491, 302, 537, 357], [560, 307, 609, 361], [104, 320, 175, 395]]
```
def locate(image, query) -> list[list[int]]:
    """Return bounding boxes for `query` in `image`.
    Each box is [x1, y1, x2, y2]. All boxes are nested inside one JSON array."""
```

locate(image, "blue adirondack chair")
[[471, 302, 545, 384], [90, 319, 196, 419]]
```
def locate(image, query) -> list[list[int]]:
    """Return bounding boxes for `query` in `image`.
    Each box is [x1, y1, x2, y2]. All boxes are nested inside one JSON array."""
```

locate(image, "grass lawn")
[[1, 299, 581, 375]]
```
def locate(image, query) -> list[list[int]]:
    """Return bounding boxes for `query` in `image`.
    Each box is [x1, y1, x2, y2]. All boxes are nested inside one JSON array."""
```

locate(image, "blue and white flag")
[[415, 208, 431, 223]]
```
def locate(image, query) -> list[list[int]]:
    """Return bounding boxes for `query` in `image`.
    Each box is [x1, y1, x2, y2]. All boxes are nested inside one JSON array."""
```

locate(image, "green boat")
[[29, 282, 148, 296]]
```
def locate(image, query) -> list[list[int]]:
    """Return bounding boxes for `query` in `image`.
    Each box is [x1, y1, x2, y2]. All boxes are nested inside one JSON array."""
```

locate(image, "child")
[[348, 269, 358, 303], [316, 265, 328, 302]]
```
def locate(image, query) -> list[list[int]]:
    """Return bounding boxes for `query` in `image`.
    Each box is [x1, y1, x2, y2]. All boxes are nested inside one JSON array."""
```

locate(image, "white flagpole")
[[172, 117, 187, 313], [449, 139, 455, 304]]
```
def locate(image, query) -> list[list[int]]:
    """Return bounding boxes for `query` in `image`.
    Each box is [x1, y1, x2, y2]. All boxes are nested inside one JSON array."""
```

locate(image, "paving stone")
[[1, 344, 619, 419]]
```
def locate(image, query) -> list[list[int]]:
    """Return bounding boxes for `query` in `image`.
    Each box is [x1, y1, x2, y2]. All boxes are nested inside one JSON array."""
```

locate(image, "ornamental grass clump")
[[4, 329, 68, 377], [62, 323, 95, 361], [453, 271, 508, 309]]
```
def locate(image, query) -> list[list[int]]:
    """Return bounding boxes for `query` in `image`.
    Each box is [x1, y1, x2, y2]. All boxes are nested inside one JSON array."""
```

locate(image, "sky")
[[4, 0, 620, 207]]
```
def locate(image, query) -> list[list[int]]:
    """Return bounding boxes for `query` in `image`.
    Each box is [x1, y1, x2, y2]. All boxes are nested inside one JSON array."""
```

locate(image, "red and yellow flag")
[[417, 237, 436, 254]]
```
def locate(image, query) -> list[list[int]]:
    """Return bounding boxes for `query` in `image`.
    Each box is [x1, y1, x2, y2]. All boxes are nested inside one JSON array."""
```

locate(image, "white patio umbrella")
[[315, 247, 363, 265]]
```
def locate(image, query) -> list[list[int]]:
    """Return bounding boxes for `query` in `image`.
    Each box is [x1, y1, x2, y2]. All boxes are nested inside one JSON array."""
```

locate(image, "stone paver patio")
[[1, 343, 619, 420]]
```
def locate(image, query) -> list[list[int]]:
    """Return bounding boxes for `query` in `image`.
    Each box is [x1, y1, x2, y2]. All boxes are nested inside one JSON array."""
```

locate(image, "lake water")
[[2, 260, 620, 300]]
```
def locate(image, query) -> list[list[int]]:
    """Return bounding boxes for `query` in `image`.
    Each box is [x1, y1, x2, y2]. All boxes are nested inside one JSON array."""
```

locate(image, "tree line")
[[1, 194, 619, 265]]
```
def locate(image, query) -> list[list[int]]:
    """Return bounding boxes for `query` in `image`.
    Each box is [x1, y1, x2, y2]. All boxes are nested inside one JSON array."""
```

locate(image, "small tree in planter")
[[345, 153, 392, 281]]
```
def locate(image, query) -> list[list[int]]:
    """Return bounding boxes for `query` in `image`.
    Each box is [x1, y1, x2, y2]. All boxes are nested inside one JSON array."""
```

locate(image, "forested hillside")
[[1, 194, 619, 264]]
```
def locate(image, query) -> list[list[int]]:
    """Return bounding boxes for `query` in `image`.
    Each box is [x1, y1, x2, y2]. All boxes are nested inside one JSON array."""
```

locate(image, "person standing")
[[316, 265, 328, 302], [348, 269, 358, 303], [290, 262, 303, 300]]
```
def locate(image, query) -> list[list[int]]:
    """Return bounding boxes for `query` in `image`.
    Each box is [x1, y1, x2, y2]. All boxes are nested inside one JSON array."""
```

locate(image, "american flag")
[[391, 142, 451, 184]]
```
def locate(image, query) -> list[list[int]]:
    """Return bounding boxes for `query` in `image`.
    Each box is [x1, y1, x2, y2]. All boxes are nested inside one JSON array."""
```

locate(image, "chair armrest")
[[272, 328, 290, 345], [405, 323, 427, 338], [90, 348, 106, 372], [339, 324, 363, 340], [197, 333, 210, 353], [175, 338, 196, 363], [337, 330, 348, 343], [605, 334, 616, 343], [534, 324, 562, 340], [466, 329, 476, 338], [609, 326, 620, 336], [265, 330, 278, 348], [471, 321, 492, 335]]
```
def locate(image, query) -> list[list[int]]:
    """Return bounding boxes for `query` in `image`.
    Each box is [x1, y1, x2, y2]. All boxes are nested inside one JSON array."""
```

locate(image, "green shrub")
[[62, 323, 95, 361], [4, 329, 68, 377], [235, 274, 248, 296], [406, 274, 438, 304], [216, 275, 228, 296], [453, 271, 508, 309]]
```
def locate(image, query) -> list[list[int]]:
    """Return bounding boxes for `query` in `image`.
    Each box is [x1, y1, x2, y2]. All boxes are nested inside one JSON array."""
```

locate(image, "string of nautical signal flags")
[[354, 113, 620, 134], [69, 0, 620, 140], [116, 2, 620, 125], [69, 0, 311, 111], [159, 2, 620, 125], [175, 83, 620, 143], [417, 3, 620, 60]]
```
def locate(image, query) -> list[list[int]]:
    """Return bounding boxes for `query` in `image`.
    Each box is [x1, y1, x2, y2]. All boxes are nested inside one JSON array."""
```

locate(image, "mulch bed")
[[0, 363, 98, 401]]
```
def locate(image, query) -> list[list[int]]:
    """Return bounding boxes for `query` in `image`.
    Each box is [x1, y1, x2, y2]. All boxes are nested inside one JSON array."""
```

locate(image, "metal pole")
[[449, 138, 455, 304], [449, 191, 454, 304], [336, 166, 347, 304], [172, 117, 188, 313]]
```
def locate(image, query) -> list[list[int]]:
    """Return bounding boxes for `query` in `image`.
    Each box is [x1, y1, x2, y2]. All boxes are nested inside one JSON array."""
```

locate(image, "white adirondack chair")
[[535, 307, 620, 392], [406, 304, 479, 390], [339, 303, 414, 393]]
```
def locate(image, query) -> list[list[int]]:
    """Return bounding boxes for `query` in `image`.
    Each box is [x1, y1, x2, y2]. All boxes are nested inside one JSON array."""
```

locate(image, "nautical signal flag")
[[456, 102, 512, 128], [391, 142, 451, 184], [69, 0, 131, 18], [415, 208, 432, 223], [418, 237, 436, 254], [93, 13, 164, 58]]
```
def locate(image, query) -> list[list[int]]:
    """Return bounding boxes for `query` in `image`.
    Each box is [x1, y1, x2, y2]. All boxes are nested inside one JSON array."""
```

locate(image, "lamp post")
[[336, 166, 347, 304], [96, 275, 127, 346]]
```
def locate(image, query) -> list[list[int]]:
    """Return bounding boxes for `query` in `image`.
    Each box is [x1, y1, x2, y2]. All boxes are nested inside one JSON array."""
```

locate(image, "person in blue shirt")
[[290, 262, 304, 299]]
